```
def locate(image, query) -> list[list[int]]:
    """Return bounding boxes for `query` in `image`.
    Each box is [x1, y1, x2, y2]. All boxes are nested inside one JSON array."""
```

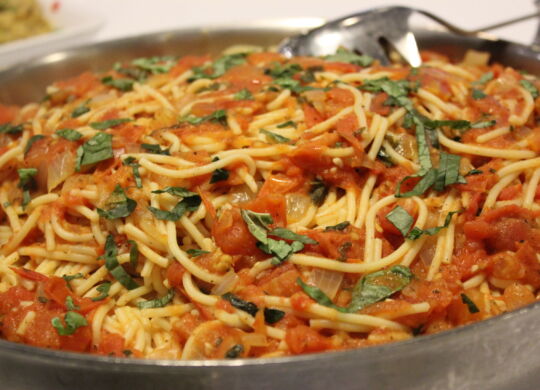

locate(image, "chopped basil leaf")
[[149, 186, 201, 221], [71, 102, 90, 118], [186, 248, 210, 257], [91, 282, 112, 301], [276, 120, 297, 128], [122, 157, 142, 188], [376, 147, 395, 167], [0, 123, 23, 135], [309, 179, 328, 206], [260, 239, 304, 265], [100, 234, 140, 290], [128, 240, 138, 268], [471, 119, 496, 129], [343, 265, 414, 312], [461, 293, 480, 313], [131, 56, 176, 74], [123, 349, 133, 357], [24, 134, 44, 155], [240, 210, 310, 265], [225, 344, 244, 359], [261, 129, 290, 143], [222, 293, 258, 316], [190, 53, 247, 81], [65, 296, 80, 311], [324, 47, 373, 67], [297, 265, 413, 313], [396, 168, 437, 198], [471, 88, 487, 100], [386, 205, 414, 237], [56, 128, 82, 141], [90, 118, 131, 130], [137, 289, 174, 309], [407, 211, 458, 240], [474, 72, 493, 85], [141, 143, 170, 155], [359, 77, 416, 100], [263, 308, 285, 324], [233, 88, 253, 100], [324, 221, 350, 232], [62, 273, 83, 282], [152, 186, 198, 197], [210, 167, 229, 183], [433, 152, 466, 191], [266, 63, 302, 79], [269, 227, 317, 245], [297, 278, 345, 312], [114, 62, 148, 82], [413, 117, 432, 175], [466, 169, 483, 176], [101, 76, 134, 92], [62, 272, 83, 291], [300, 66, 323, 83], [182, 109, 228, 127], [75, 132, 113, 171], [97, 185, 137, 220], [240, 209, 274, 243], [520, 79, 539, 99], [424, 119, 471, 130], [18, 168, 37, 207], [51, 311, 88, 336], [273, 77, 315, 94]]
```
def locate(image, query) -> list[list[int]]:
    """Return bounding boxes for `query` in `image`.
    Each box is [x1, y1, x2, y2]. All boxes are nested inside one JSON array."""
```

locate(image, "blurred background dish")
[[0, 0, 104, 70]]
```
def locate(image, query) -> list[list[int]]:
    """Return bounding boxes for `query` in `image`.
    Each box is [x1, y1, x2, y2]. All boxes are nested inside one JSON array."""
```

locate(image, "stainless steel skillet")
[[1, 10, 540, 390]]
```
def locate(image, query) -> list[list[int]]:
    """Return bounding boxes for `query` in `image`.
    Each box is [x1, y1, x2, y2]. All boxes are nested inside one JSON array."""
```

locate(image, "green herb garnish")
[[75, 132, 113, 171], [234, 88, 253, 100], [137, 289, 174, 309], [101, 76, 134, 92], [324, 221, 350, 232], [51, 312, 88, 336], [520, 79, 539, 99], [148, 186, 201, 221], [56, 129, 83, 141], [309, 179, 328, 207], [385, 205, 414, 237], [324, 47, 373, 67], [297, 265, 413, 313], [90, 118, 131, 130], [97, 185, 137, 220], [91, 282, 112, 301], [17, 168, 37, 207], [123, 157, 142, 188], [186, 248, 210, 257], [100, 234, 140, 290], [461, 293, 480, 313], [261, 129, 290, 143], [141, 143, 170, 155]]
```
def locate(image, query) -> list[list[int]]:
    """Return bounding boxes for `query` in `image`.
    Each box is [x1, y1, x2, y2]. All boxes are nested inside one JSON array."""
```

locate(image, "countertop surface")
[[71, 0, 538, 46]]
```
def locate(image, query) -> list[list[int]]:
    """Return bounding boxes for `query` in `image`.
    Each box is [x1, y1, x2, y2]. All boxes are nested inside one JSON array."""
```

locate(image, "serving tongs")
[[279, 6, 540, 67]]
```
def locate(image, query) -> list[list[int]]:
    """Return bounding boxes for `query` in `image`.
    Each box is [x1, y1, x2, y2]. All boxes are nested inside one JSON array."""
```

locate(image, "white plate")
[[0, 0, 104, 70]]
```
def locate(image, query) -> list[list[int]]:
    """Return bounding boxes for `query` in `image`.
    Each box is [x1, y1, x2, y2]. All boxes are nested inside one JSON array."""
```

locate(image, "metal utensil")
[[279, 6, 540, 67]]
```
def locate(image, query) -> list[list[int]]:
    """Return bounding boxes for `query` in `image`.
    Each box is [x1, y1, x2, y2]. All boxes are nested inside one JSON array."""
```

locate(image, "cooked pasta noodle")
[[0, 48, 539, 361]]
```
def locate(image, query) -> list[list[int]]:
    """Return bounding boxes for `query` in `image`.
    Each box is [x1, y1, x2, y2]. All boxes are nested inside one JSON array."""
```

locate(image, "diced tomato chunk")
[[285, 325, 331, 354]]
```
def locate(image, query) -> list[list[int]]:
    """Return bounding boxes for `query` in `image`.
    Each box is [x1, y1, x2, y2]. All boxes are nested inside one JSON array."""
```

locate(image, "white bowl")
[[0, 0, 104, 70]]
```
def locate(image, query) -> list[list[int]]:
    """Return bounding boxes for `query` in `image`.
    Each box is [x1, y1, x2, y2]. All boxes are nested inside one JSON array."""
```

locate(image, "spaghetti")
[[0, 47, 539, 359]]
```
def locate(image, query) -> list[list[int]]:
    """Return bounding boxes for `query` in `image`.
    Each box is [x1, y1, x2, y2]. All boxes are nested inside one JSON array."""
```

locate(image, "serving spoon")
[[279, 6, 540, 67]]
